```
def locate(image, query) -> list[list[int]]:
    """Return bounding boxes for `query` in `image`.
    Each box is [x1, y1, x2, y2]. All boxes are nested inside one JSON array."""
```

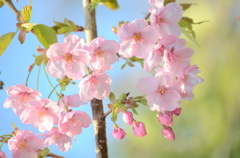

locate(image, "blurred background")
[[0, 0, 240, 157]]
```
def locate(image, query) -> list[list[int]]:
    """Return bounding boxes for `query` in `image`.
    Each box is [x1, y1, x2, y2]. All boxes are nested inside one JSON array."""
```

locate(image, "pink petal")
[[137, 77, 158, 94], [46, 43, 68, 59], [46, 60, 65, 78]]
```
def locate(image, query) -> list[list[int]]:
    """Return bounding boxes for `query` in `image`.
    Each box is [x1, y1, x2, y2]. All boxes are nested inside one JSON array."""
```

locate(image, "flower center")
[[132, 33, 143, 42], [95, 48, 103, 56], [64, 53, 73, 63], [156, 14, 166, 24], [89, 76, 98, 86], [156, 86, 166, 94], [19, 92, 29, 102], [158, 46, 165, 56], [18, 140, 29, 151]]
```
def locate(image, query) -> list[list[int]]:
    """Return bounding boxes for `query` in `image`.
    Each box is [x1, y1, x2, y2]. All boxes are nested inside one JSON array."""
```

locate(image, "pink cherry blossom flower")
[[59, 94, 87, 112], [118, 19, 158, 59], [158, 112, 173, 126], [78, 72, 112, 103], [172, 108, 182, 116], [132, 121, 147, 137], [177, 65, 204, 100], [3, 84, 41, 116], [122, 111, 134, 125], [58, 111, 91, 137], [112, 126, 126, 140], [161, 126, 175, 140], [46, 35, 91, 80], [149, 1, 183, 37], [163, 46, 194, 77], [144, 35, 176, 72], [40, 127, 72, 152], [20, 98, 60, 132], [8, 130, 44, 158], [0, 151, 8, 158], [137, 69, 181, 112], [89, 37, 119, 72]]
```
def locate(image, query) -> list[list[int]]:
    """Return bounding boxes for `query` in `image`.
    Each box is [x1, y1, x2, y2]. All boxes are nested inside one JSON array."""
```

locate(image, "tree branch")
[[2, 0, 21, 21], [47, 153, 65, 158], [82, 0, 108, 158]]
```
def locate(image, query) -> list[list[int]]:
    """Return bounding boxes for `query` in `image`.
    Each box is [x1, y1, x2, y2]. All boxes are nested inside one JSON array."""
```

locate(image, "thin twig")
[[47, 153, 65, 158], [144, 12, 150, 20], [104, 110, 112, 118], [2, 0, 21, 21]]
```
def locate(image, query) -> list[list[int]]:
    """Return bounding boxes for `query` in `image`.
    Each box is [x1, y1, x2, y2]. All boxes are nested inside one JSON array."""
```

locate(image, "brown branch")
[[2, 0, 21, 21], [144, 12, 150, 20], [104, 110, 112, 118], [47, 153, 65, 158]]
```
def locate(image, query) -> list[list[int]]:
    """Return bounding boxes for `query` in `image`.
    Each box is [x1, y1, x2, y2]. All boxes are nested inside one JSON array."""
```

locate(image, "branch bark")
[[82, 1, 108, 158]]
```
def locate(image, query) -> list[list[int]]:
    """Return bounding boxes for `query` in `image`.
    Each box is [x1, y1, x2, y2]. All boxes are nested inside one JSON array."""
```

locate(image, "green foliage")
[[21, 5, 32, 23], [180, 3, 196, 11], [20, 23, 37, 31], [56, 76, 72, 90], [0, 0, 4, 8], [109, 92, 116, 104], [38, 147, 50, 158], [164, 0, 175, 6], [104, 0, 119, 10], [34, 53, 48, 66], [52, 18, 83, 36], [91, 0, 119, 10], [0, 32, 16, 56], [121, 57, 144, 69], [33, 24, 57, 48], [131, 107, 138, 115], [111, 104, 118, 122]]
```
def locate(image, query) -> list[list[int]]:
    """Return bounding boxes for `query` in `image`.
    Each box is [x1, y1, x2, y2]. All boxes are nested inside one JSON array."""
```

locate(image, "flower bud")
[[172, 108, 181, 116], [18, 30, 27, 44], [112, 26, 118, 34], [161, 126, 175, 140], [0, 151, 8, 158], [122, 111, 134, 125], [158, 113, 173, 126], [132, 121, 147, 137], [28, 63, 34, 71], [112, 126, 126, 140]]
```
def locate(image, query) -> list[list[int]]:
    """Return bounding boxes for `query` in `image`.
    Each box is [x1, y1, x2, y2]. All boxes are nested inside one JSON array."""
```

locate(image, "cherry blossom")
[[46, 35, 91, 80], [132, 121, 147, 137], [122, 111, 134, 125], [118, 19, 158, 59], [58, 111, 91, 137], [20, 98, 60, 132], [78, 72, 112, 103], [3, 84, 41, 116], [149, 1, 183, 37], [89, 37, 119, 72], [112, 126, 126, 140], [161, 126, 175, 140], [40, 127, 72, 152], [158, 112, 173, 126], [0, 151, 8, 158], [59, 94, 87, 112], [8, 130, 44, 158]]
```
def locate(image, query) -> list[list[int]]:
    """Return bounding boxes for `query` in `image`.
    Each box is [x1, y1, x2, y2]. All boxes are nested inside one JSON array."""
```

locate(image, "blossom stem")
[[0, 136, 11, 150], [46, 153, 65, 158], [43, 65, 60, 97], [104, 110, 112, 118], [36, 64, 41, 91], [2, 0, 21, 21], [25, 64, 35, 87], [83, 0, 108, 157], [48, 83, 60, 99]]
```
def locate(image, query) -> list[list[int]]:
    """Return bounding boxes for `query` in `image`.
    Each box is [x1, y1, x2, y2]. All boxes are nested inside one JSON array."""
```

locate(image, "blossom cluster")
[[3, 84, 91, 157]]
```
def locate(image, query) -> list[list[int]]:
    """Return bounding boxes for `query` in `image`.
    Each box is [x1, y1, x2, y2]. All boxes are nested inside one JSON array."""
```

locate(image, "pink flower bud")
[[122, 111, 134, 125], [28, 63, 34, 71], [158, 113, 173, 126], [172, 108, 181, 116], [162, 126, 175, 140], [112, 127, 126, 140], [18, 30, 27, 44], [0, 151, 8, 158], [132, 121, 147, 137]]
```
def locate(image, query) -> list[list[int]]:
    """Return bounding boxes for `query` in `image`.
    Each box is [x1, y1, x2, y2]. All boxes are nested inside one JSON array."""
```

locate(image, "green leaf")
[[34, 53, 49, 66], [20, 23, 37, 31], [118, 93, 127, 103], [179, 17, 200, 46], [57, 76, 72, 90], [121, 63, 127, 69], [21, 5, 32, 23], [109, 92, 116, 104], [104, 0, 119, 10], [38, 147, 50, 158], [0, 0, 4, 8], [33, 24, 57, 48], [111, 109, 118, 122], [119, 103, 128, 111], [91, 0, 108, 10], [180, 3, 196, 11], [126, 61, 134, 67], [0, 32, 16, 56], [132, 107, 138, 115], [164, 0, 175, 6]]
